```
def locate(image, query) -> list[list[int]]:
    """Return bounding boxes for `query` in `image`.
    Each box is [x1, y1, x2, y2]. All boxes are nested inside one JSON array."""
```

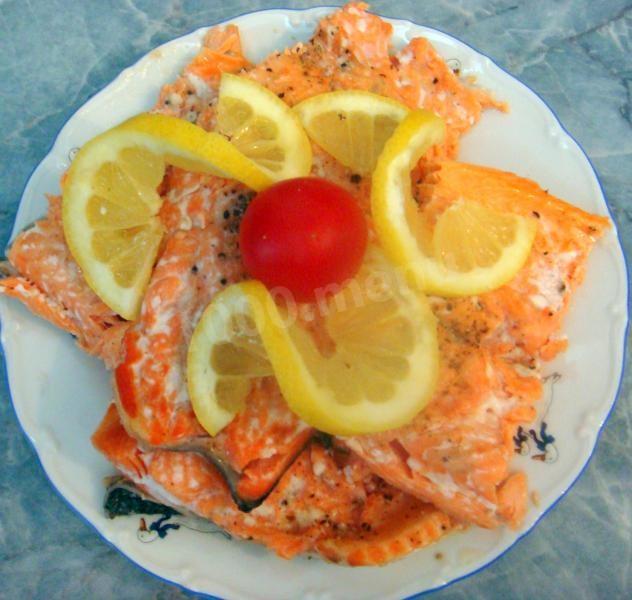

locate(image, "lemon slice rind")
[[63, 113, 273, 320], [217, 73, 312, 181], [116, 113, 273, 190], [371, 110, 536, 297], [187, 248, 439, 437], [294, 90, 409, 175]]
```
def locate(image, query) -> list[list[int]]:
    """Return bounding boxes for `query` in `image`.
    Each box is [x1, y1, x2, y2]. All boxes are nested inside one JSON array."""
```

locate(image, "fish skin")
[[93, 403, 453, 564]]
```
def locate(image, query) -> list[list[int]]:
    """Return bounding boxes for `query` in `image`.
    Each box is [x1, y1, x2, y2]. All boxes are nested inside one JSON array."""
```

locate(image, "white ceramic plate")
[[0, 7, 628, 600]]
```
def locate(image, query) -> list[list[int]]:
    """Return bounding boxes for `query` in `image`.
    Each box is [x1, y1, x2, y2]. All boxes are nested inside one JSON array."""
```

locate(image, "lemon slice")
[[63, 113, 272, 320], [217, 73, 312, 180], [187, 281, 274, 435], [293, 90, 409, 175], [371, 110, 537, 296], [187, 247, 439, 436]]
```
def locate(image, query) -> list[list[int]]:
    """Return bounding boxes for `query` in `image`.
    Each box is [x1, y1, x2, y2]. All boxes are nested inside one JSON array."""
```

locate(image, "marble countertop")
[[0, 1, 630, 598]]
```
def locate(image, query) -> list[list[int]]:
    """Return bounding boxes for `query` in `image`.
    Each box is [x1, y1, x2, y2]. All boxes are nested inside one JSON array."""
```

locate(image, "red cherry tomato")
[[239, 177, 368, 303]]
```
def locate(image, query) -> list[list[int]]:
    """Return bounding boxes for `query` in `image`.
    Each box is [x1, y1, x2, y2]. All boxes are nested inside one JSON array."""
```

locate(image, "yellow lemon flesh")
[[217, 73, 312, 181], [371, 110, 537, 296], [62, 113, 272, 320], [294, 90, 409, 175], [187, 247, 438, 436]]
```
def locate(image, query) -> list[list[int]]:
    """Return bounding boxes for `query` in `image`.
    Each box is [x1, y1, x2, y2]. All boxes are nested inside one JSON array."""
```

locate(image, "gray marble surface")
[[0, 1, 630, 598]]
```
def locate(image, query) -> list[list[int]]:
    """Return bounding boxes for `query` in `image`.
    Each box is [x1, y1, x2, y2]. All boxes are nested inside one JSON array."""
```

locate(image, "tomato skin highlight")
[[239, 177, 368, 302]]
